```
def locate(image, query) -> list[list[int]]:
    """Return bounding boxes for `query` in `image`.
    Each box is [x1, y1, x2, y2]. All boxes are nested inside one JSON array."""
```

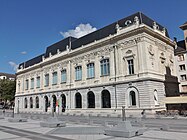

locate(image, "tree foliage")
[[0, 79, 16, 102]]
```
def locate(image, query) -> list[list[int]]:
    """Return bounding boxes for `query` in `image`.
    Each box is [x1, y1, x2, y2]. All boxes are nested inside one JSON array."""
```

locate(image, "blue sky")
[[0, 0, 186, 74]]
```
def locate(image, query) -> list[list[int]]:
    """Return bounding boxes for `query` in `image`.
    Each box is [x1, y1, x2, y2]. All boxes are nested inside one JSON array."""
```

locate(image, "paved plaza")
[[0, 111, 187, 140]]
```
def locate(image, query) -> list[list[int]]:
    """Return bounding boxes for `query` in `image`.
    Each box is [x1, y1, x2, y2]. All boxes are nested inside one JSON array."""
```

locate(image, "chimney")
[[174, 37, 177, 42]]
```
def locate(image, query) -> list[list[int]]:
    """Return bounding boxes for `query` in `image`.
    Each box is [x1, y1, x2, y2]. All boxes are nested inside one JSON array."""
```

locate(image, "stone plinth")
[[8, 114, 27, 122], [40, 117, 66, 128], [0, 115, 4, 119], [104, 121, 145, 138]]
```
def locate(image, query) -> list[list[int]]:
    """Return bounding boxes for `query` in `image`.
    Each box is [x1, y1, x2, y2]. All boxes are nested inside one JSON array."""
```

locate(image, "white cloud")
[[60, 23, 97, 38], [9, 61, 18, 71], [21, 51, 27, 54]]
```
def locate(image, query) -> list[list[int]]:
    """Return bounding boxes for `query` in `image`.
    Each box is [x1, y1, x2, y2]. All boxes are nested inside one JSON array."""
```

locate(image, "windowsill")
[[87, 77, 95, 80], [36, 87, 40, 89], [30, 88, 34, 90], [128, 105, 137, 108], [44, 85, 49, 87], [125, 74, 136, 77], [100, 74, 110, 77], [61, 82, 66, 84], [52, 83, 57, 86], [75, 79, 82, 82]]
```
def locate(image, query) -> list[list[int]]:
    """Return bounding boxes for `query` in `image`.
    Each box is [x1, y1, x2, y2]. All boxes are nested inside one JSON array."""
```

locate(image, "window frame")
[[87, 63, 95, 79], [61, 69, 67, 83], [127, 59, 134, 75], [36, 76, 40, 88], [44, 74, 49, 87], [100, 58, 110, 76], [75, 65, 82, 81], [52, 71, 58, 85], [30, 78, 34, 89]]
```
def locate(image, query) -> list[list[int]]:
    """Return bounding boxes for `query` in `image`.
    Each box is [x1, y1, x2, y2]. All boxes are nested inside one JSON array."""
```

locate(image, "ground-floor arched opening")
[[44, 96, 48, 112], [36, 96, 39, 108], [24, 98, 27, 108], [101, 89, 111, 108], [61, 94, 66, 112], [87, 91, 95, 108], [30, 97, 33, 108], [75, 92, 82, 108], [52, 95, 57, 112]]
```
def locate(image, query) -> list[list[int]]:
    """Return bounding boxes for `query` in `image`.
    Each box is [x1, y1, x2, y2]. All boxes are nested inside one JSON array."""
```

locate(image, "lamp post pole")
[[122, 106, 126, 121]]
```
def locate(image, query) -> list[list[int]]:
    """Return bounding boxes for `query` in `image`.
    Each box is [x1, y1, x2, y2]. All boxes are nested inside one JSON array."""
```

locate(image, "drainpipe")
[[69, 60, 72, 109], [113, 45, 117, 109], [69, 38, 72, 109]]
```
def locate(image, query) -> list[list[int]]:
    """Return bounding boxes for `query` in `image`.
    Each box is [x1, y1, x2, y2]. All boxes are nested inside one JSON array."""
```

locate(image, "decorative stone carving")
[[160, 52, 166, 63], [153, 22, 159, 30], [148, 45, 154, 56], [162, 28, 166, 35], [123, 49, 135, 59], [169, 54, 174, 63], [115, 23, 122, 32], [134, 16, 139, 26], [120, 37, 142, 48], [57, 49, 60, 54]]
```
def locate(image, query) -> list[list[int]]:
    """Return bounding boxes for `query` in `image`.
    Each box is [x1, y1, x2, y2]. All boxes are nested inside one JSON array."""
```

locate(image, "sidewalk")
[[0, 116, 187, 140]]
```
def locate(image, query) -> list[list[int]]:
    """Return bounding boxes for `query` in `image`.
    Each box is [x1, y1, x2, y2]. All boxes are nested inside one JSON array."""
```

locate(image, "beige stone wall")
[[15, 20, 176, 114]]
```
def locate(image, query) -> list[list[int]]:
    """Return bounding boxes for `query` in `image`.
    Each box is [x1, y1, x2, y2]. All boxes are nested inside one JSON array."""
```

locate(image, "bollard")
[[52, 107, 54, 117], [122, 106, 126, 121], [12, 106, 14, 118]]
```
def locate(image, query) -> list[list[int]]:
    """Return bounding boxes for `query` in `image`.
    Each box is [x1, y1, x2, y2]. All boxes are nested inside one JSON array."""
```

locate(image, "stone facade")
[[175, 22, 187, 94], [15, 13, 177, 116]]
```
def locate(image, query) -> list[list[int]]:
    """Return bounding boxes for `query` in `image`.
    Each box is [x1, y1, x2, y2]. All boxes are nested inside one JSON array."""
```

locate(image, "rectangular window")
[[100, 59, 110, 76], [75, 66, 82, 80], [178, 54, 184, 61], [45, 74, 49, 86], [25, 79, 29, 90], [179, 64, 186, 71], [52, 72, 57, 85], [87, 63, 95, 78], [127, 59, 134, 75], [36, 76, 40, 88], [30, 78, 34, 89], [61, 69, 67, 83], [181, 74, 187, 81], [182, 85, 187, 91]]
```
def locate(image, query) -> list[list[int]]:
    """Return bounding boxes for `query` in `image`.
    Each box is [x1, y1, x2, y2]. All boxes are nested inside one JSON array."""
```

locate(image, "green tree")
[[0, 79, 16, 103]]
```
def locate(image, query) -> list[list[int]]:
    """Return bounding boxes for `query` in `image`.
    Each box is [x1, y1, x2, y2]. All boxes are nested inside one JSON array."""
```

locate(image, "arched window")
[[36, 96, 39, 108], [52, 95, 57, 112], [24, 98, 27, 108], [87, 91, 95, 108], [154, 90, 159, 106], [129, 91, 136, 106], [30, 97, 33, 108], [75, 92, 82, 108], [61, 94, 66, 112], [101, 90, 111, 108], [44, 96, 48, 112]]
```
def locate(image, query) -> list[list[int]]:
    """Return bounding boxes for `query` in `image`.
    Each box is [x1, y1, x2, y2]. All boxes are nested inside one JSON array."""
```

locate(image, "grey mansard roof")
[[18, 12, 169, 70], [175, 40, 186, 55]]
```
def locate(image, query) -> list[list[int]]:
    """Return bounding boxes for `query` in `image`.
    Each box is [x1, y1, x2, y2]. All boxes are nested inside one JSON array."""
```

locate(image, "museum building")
[[15, 12, 179, 116]]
